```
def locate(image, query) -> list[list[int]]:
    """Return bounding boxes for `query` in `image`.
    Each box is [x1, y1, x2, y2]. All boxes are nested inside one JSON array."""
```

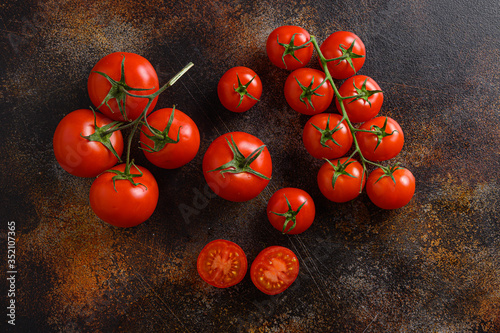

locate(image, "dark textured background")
[[1, 0, 499, 332]]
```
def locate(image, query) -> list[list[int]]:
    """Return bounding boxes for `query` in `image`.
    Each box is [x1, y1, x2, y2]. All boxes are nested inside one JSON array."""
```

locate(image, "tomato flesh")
[[197, 240, 248, 288], [250, 246, 299, 295]]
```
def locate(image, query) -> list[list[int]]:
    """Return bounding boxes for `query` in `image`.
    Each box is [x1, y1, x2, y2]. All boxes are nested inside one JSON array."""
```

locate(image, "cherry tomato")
[[197, 239, 248, 288], [217, 67, 262, 112], [317, 157, 365, 203], [250, 246, 299, 295], [319, 31, 366, 80], [284, 68, 334, 115], [302, 113, 352, 159], [53, 109, 123, 178], [366, 166, 415, 209], [89, 163, 159, 228], [335, 75, 383, 123], [356, 117, 404, 162], [267, 188, 315, 234], [140, 108, 200, 169], [88, 52, 159, 121], [266, 25, 313, 70], [202, 132, 272, 202]]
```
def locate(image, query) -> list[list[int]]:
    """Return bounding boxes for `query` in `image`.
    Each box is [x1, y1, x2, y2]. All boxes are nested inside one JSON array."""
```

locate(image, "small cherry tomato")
[[197, 239, 248, 288], [319, 31, 366, 80], [366, 166, 415, 209], [250, 246, 299, 295], [356, 117, 404, 162], [88, 52, 159, 121], [202, 132, 272, 202], [284, 68, 334, 115], [335, 75, 383, 123], [267, 188, 315, 234], [317, 157, 366, 203], [217, 67, 262, 112], [140, 107, 200, 169], [53, 109, 123, 178], [302, 113, 352, 159], [89, 163, 159, 228], [266, 25, 313, 70]]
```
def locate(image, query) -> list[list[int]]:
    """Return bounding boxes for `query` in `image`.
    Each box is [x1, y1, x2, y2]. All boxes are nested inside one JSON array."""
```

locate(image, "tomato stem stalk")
[[310, 36, 385, 190]]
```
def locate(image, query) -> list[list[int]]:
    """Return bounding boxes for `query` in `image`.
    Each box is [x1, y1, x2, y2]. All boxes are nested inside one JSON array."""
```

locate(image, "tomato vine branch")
[[310, 36, 386, 189]]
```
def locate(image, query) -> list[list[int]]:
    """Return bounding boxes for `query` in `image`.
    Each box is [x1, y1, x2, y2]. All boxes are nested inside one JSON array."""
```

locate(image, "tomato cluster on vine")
[[52, 25, 415, 296], [53, 53, 196, 228]]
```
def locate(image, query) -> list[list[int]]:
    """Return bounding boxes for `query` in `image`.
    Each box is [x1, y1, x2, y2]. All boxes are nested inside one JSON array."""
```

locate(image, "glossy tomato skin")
[[88, 52, 159, 121], [266, 25, 313, 70], [320, 31, 366, 80], [366, 167, 415, 209], [284, 68, 334, 115], [356, 117, 404, 162], [202, 132, 272, 202], [140, 108, 200, 169], [53, 109, 123, 177], [335, 75, 383, 123], [267, 188, 315, 234], [197, 239, 248, 288], [302, 113, 352, 159], [317, 157, 366, 203], [250, 246, 299, 295], [89, 164, 159, 228], [217, 67, 262, 112]]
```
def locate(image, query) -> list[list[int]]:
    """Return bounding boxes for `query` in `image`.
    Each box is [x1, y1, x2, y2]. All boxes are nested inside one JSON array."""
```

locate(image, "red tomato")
[[140, 108, 200, 169], [266, 25, 313, 70], [302, 113, 352, 159], [366, 166, 415, 209], [319, 31, 366, 80], [317, 157, 365, 203], [356, 117, 404, 162], [217, 67, 262, 112], [197, 239, 248, 288], [284, 68, 334, 115], [202, 132, 272, 202], [88, 52, 159, 121], [89, 163, 159, 228], [335, 75, 383, 123], [250, 246, 299, 295], [53, 109, 123, 177], [267, 188, 315, 234]]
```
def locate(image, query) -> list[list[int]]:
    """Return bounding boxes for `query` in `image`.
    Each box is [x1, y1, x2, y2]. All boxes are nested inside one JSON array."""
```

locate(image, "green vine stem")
[[96, 61, 194, 184], [310, 36, 386, 187]]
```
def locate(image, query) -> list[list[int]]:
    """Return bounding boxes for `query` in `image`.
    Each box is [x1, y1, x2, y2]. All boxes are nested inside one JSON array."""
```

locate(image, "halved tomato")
[[197, 239, 248, 288], [250, 246, 299, 295]]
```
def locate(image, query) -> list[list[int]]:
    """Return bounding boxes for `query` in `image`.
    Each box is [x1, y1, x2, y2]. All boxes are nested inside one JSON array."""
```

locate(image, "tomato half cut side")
[[250, 246, 299, 295], [197, 239, 248, 288]]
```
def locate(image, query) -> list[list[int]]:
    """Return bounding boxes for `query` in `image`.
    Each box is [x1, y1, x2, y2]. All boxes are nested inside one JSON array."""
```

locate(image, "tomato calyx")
[[105, 160, 146, 191], [277, 33, 312, 69], [310, 114, 343, 149], [356, 117, 398, 151], [233, 74, 260, 109], [207, 135, 271, 180], [325, 39, 365, 74], [93, 55, 156, 121], [324, 158, 358, 190], [295, 75, 326, 111], [269, 194, 306, 234], [375, 163, 403, 184], [80, 108, 123, 162], [344, 78, 383, 107], [139, 106, 181, 153]]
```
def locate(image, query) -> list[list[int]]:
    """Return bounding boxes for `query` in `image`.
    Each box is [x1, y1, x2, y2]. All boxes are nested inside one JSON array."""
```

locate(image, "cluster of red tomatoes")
[[52, 25, 415, 296], [199, 26, 416, 294]]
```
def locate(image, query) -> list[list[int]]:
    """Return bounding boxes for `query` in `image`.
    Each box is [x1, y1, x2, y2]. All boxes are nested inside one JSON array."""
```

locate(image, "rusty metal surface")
[[1, 0, 499, 332]]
